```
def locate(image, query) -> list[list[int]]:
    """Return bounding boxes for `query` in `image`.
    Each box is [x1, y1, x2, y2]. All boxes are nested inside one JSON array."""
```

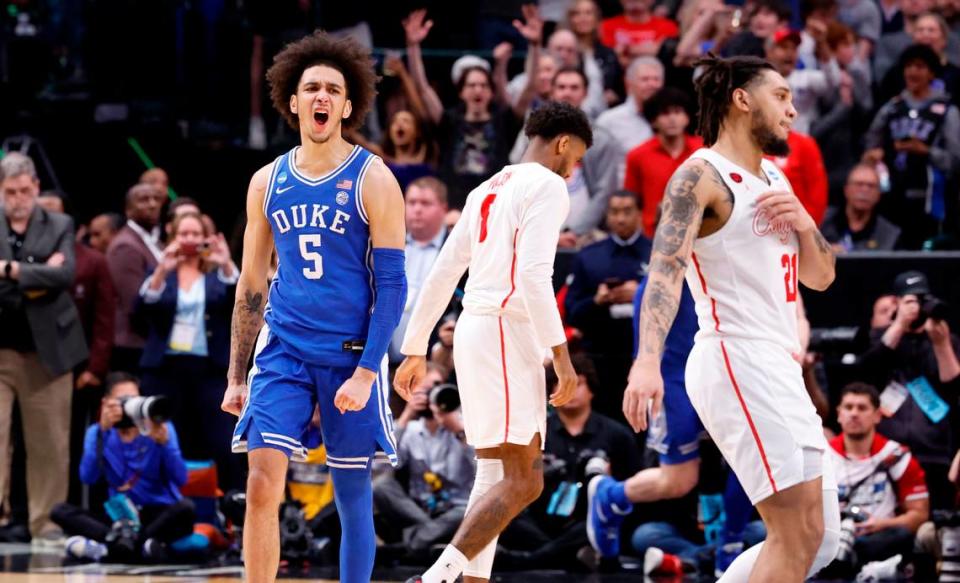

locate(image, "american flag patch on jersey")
[[336, 179, 353, 189]]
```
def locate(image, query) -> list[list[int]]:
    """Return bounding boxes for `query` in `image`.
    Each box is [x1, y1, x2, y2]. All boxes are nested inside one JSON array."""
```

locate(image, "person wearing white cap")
[[404, 8, 539, 208]]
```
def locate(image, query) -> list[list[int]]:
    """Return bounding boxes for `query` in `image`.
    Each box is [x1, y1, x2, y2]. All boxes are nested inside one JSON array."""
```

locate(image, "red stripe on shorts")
[[720, 340, 778, 494], [498, 229, 519, 443]]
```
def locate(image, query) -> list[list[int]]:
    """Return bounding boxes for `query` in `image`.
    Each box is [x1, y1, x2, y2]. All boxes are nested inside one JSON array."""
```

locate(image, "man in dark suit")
[[0, 153, 88, 542], [564, 190, 651, 422], [106, 183, 163, 373]]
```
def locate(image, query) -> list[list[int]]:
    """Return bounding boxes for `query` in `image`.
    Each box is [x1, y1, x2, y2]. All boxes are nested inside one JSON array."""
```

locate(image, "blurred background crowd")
[[1, 0, 960, 580]]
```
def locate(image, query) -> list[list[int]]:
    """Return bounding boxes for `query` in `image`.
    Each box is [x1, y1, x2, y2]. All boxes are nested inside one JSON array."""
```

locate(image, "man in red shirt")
[[600, 0, 679, 61], [825, 383, 929, 577], [765, 131, 829, 224], [623, 87, 702, 237]]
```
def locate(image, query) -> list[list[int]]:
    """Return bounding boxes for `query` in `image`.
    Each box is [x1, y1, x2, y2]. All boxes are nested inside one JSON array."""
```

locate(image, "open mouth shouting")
[[314, 110, 330, 130]]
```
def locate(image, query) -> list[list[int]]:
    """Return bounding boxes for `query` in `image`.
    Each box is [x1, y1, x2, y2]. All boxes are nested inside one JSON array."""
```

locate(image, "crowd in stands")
[[2, 0, 960, 579]]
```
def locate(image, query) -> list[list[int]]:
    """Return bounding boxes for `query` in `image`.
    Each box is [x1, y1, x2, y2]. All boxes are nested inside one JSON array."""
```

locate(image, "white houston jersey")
[[401, 163, 570, 355], [683, 148, 800, 353]]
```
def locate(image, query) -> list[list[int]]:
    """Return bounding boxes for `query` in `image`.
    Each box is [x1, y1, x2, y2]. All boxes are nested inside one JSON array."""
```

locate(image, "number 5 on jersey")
[[300, 234, 323, 279]]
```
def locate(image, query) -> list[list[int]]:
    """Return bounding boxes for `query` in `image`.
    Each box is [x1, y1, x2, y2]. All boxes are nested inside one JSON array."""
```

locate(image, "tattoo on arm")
[[228, 289, 265, 383], [639, 163, 706, 358], [241, 290, 263, 314], [813, 230, 833, 259]]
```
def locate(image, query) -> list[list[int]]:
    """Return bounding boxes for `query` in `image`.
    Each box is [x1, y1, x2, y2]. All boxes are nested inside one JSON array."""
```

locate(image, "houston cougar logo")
[[752, 211, 793, 244]]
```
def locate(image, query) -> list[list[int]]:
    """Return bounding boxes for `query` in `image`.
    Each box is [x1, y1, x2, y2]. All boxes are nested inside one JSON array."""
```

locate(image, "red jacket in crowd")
[[765, 131, 829, 225], [624, 134, 703, 238], [600, 15, 679, 50], [72, 243, 115, 380]]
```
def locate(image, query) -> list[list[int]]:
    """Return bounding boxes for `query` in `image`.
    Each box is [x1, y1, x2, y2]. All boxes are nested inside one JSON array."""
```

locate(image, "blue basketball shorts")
[[231, 325, 398, 469], [646, 376, 706, 465]]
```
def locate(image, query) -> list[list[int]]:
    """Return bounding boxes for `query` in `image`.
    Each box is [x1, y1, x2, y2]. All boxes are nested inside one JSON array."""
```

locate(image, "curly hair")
[[266, 31, 378, 132], [694, 54, 775, 146], [524, 101, 593, 148]]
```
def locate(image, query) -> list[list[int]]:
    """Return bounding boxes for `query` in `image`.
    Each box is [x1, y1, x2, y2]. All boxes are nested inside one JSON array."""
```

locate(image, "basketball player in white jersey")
[[622, 55, 841, 582], [393, 101, 592, 583]]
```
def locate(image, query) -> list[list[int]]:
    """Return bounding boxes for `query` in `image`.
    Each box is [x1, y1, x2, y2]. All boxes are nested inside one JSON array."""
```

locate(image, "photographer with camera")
[[51, 372, 194, 562], [859, 271, 960, 511], [373, 363, 476, 558], [824, 383, 930, 579], [134, 210, 242, 491]]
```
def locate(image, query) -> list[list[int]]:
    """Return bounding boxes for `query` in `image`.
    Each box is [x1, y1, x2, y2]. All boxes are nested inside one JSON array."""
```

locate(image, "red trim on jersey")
[[498, 229, 520, 442], [500, 229, 519, 309], [721, 341, 778, 494], [691, 252, 720, 332]]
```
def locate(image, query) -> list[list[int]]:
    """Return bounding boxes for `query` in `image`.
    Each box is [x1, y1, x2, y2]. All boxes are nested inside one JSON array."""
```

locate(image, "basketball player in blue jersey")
[[220, 32, 407, 583]]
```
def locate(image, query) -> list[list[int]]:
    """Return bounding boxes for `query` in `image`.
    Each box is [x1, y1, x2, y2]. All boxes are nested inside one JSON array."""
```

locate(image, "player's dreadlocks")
[[694, 55, 776, 146]]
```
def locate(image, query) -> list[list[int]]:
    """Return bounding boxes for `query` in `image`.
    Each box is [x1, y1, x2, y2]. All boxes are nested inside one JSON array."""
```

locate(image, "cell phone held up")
[[179, 241, 210, 258]]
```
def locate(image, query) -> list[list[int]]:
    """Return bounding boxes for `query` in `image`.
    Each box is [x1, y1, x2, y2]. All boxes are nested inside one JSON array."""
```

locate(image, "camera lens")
[[430, 384, 460, 413], [925, 297, 950, 321], [144, 396, 173, 423]]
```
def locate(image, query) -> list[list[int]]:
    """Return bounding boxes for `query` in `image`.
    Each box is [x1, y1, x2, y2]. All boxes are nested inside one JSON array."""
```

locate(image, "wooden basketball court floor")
[[0, 543, 661, 583]]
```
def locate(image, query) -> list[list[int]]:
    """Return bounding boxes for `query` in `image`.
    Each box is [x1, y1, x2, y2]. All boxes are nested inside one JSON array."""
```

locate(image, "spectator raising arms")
[[404, 8, 527, 209], [345, 52, 439, 193]]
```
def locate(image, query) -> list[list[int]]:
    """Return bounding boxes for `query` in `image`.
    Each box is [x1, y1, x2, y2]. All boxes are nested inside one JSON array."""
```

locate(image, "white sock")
[[717, 541, 763, 583], [422, 545, 469, 583]]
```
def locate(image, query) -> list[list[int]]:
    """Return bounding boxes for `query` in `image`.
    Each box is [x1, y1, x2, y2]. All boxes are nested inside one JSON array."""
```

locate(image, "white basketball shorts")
[[452, 312, 547, 450], [685, 337, 836, 505]]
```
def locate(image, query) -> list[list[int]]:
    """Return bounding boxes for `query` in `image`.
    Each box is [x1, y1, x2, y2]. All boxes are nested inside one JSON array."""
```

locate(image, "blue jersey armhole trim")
[[355, 154, 379, 225], [261, 153, 286, 215]]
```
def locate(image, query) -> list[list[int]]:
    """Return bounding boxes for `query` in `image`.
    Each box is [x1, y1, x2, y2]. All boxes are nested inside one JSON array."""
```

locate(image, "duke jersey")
[[684, 149, 800, 354], [262, 145, 379, 367]]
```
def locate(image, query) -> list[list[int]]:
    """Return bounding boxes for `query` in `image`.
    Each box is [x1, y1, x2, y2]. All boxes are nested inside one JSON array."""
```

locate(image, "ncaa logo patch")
[[277, 171, 288, 184], [336, 191, 350, 206]]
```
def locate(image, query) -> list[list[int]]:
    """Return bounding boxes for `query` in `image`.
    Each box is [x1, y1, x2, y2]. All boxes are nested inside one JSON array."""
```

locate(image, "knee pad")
[[808, 491, 841, 577], [464, 459, 504, 579], [468, 459, 505, 507]]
